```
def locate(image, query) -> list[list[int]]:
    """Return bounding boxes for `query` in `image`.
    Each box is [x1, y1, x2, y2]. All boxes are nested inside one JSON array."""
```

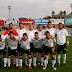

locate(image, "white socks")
[[55, 55, 56, 64], [44, 59, 47, 67], [19, 59, 22, 66], [38, 53, 41, 61], [52, 60, 55, 67], [28, 58, 32, 67], [24, 54, 28, 64], [41, 57, 44, 65], [16, 58, 18, 67], [58, 54, 61, 64], [33, 56, 36, 66], [63, 53, 66, 64], [8, 58, 10, 67], [46, 55, 49, 64], [4, 58, 7, 67]]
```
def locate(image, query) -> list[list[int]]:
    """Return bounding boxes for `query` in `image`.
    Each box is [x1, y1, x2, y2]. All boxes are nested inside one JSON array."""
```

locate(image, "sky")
[[0, 0, 72, 19]]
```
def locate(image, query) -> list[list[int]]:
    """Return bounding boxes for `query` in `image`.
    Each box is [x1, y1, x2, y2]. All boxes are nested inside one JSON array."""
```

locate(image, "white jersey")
[[7, 36, 19, 50], [0, 35, 7, 50], [56, 28, 68, 45], [45, 28, 56, 37], [43, 37, 56, 47], [32, 37, 43, 49], [37, 30, 45, 36], [20, 39, 30, 50], [26, 29, 37, 42], [16, 28, 27, 38]]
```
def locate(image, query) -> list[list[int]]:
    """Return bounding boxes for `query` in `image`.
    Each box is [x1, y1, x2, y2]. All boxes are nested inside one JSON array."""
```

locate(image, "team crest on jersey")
[[62, 32, 63, 33], [33, 32, 34, 33], [50, 41, 51, 42], [51, 30, 52, 31]]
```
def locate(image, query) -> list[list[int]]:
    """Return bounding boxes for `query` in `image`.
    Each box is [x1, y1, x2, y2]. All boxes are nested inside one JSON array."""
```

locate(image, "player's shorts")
[[30, 43, 34, 52], [43, 45, 55, 55], [57, 43, 66, 54], [19, 47, 31, 56], [0, 48, 6, 55], [17, 42, 21, 51], [33, 48, 43, 53], [8, 47, 18, 56]]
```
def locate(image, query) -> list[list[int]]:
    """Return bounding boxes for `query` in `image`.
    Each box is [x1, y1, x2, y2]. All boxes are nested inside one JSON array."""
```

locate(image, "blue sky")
[[0, 0, 72, 19]]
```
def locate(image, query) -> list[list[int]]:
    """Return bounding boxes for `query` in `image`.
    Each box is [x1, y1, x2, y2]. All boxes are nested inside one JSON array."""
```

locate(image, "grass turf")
[[0, 36, 72, 72]]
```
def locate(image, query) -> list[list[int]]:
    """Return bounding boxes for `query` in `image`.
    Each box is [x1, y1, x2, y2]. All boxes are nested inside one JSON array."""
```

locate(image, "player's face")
[[19, 24, 23, 28], [58, 24, 63, 29], [9, 24, 13, 29], [23, 35, 28, 40], [48, 23, 52, 28], [29, 25, 33, 31], [35, 34, 39, 39], [38, 25, 42, 31], [46, 33, 50, 38], [9, 33, 14, 39]]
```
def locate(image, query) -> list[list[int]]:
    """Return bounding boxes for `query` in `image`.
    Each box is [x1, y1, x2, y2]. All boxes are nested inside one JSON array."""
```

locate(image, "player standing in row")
[[19, 33, 32, 69], [56, 23, 69, 66], [32, 32, 44, 68], [37, 24, 45, 65], [45, 22, 56, 65], [4, 23, 17, 66], [7, 31, 19, 69], [42, 31, 56, 70], [0, 35, 8, 69], [16, 22, 28, 66]]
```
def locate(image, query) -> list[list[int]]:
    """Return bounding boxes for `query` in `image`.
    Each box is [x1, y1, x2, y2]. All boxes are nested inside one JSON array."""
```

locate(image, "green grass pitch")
[[0, 36, 72, 72]]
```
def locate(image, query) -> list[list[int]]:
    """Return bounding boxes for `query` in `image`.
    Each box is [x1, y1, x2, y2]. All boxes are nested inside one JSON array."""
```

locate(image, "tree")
[[52, 11, 55, 15], [63, 11, 66, 15]]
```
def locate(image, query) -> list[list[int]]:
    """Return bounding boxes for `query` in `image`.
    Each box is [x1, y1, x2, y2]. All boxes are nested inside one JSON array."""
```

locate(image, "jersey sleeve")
[[4, 30, 8, 35], [13, 30, 17, 36], [53, 38, 56, 43], [1, 34, 8, 40], [65, 29, 68, 37]]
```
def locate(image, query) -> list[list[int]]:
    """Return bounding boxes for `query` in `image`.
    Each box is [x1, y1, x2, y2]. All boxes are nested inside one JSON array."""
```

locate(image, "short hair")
[[35, 32, 38, 34], [29, 24, 33, 27], [23, 33, 27, 36], [0, 35, 1, 37], [45, 31, 50, 34], [48, 22, 51, 24], [9, 31, 14, 35], [19, 22, 22, 25], [38, 24, 42, 27], [58, 22, 62, 25], [9, 23, 13, 26]]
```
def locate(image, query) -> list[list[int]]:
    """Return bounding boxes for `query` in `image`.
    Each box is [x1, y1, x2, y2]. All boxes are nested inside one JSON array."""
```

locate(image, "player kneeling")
[[32, 32, 44, 68], [19, 33, 32, 69], [0, 35, 7, 69], [43, 31, 56, 70], [7, 31, 19, 69]]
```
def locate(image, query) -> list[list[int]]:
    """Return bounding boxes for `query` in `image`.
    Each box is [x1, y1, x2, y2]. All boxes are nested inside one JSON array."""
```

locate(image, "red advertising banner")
[[0, 20, 4, 26], [19, 20, 34, 25]]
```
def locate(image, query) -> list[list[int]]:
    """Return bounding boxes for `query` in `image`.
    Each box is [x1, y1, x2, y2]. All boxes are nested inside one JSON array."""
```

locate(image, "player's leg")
[[7, 48, 11, 69], [38, 53, 41, 65], [57, 45, 61, 66], [14, 49, 18, 68], [33, 51, 37, 68], [62, 43, 67, 66], [43, 54, 47, 70], [54, 46, 57, 66], [27, 50, 32, 69], [50, 48, 56, 70], [46, 53, 49, 65], [19, 55, 22, 69], [24, 53, 28, 66], [40, 53, 44, 68], [19, 48, 23, 69], [2, 48, 7, 69]]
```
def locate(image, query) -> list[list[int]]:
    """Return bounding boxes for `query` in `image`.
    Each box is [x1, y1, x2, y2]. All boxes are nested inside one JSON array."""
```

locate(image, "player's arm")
[[51, 39, 56, 52], [66, 36, 69, 47], [65, 29, 69, 47], [50, 35, 54, 39]]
